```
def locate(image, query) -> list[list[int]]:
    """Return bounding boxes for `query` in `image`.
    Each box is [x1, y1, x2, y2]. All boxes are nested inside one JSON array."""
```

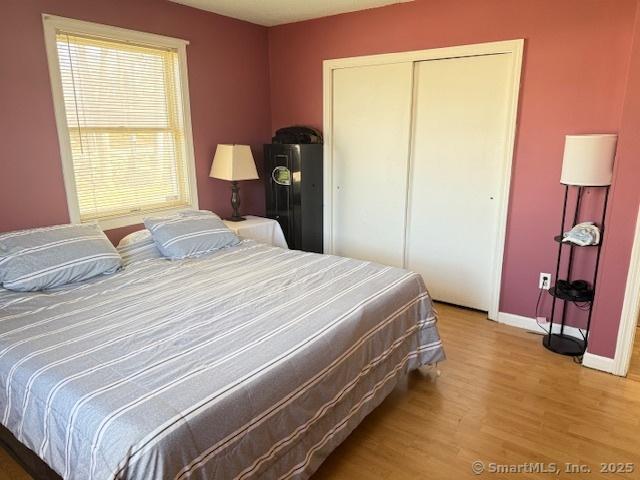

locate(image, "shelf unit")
[[543, 184, 610, 357]]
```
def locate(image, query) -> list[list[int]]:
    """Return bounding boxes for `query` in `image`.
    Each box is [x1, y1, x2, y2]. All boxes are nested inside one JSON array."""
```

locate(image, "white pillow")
[[117, 229, 151, 248], [117, 230, 163, 266]]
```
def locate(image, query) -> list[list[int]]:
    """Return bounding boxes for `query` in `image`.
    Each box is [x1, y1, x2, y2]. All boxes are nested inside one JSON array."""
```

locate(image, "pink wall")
[[0, 0, 271, 244], [268, 0, 637, 356], [589, 6, 640, 358]]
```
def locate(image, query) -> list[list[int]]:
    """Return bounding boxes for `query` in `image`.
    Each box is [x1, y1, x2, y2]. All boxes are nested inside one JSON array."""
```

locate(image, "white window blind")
[[55, 31, 192, 222]]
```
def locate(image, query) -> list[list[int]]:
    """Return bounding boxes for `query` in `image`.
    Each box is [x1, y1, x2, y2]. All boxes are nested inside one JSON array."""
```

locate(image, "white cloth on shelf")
[[562, 221, 600, 246]]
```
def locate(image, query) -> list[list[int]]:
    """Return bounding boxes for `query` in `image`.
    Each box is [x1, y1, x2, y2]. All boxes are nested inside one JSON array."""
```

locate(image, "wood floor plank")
[[0, 446, 31, 480], [313, 303, 640, 479]]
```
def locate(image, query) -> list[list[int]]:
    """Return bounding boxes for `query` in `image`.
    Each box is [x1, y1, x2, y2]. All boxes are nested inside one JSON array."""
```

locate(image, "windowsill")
[[87, 205, 195, 231]]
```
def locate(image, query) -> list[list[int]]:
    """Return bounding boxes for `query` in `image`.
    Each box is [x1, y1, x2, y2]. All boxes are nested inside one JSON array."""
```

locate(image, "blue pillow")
[[0, 223, 121, 292], [144, 211, 240, 260]]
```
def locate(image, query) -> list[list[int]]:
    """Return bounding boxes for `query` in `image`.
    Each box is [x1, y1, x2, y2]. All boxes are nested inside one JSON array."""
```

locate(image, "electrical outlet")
[[537, 316, 549, 326], [539, 273, 552, 290]]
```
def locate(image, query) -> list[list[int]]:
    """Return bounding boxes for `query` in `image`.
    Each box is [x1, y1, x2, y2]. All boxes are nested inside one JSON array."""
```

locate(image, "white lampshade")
[[560, 134, 617, 186], [210, 144, 259, 181]]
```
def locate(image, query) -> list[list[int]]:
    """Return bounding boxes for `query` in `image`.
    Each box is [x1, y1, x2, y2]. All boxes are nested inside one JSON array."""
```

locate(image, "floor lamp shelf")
[[542, 184, 609, 357]]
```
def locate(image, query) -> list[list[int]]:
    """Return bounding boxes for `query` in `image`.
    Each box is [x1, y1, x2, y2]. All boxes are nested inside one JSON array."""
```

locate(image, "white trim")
[[323, 40, 523, 70], [43, 15, 80, 225], [322, 39, 524, 321], [499, 312, 619, 375], [402, 63, 417, 273], [41, 14, 189, 48], [611, 205, 640, 376], [582, 352, 616, 374], [497, 312, 586, 338], [42, 14, 198, 231], [88, 206, 197, 231]]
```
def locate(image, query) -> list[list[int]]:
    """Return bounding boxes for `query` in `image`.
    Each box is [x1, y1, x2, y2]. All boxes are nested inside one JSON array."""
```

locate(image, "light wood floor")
[[2, 303, 640, 480]]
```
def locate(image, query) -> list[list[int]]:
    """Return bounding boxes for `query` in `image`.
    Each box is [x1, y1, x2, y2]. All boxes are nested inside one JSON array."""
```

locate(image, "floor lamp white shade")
[[560, 134, 617, 186]]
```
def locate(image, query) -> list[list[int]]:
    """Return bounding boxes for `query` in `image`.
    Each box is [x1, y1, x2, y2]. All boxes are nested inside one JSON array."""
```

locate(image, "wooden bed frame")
[[0, 423, 61, 480]]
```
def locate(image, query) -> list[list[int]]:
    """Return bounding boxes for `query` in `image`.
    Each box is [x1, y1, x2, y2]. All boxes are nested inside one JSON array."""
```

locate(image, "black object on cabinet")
[[264, 144, 323, 253]]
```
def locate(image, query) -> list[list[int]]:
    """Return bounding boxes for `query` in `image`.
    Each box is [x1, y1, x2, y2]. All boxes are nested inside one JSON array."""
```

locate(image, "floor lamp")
[[543, 134, 617, 356]]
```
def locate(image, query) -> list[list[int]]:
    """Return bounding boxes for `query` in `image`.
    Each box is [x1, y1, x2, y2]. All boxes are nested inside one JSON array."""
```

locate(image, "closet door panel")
[[331, 63, 413, 267], [406, 54, 512, 310]]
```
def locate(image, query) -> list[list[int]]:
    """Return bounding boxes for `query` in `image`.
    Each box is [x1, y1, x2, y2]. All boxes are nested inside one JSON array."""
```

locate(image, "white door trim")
[[611, 204, 640, 376], [322, 39, 524, 320]]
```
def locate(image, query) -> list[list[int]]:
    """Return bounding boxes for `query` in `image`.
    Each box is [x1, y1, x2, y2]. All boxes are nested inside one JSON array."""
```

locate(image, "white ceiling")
[[168, 0, 413, 26]]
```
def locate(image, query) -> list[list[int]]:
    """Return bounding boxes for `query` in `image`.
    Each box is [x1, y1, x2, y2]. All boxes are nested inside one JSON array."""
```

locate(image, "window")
[[43, 15, 198, 229]]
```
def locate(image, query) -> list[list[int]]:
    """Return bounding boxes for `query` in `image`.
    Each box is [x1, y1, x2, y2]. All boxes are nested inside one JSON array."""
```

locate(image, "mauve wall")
[[268, 0, 637, 357], [589, 6, 640, 358], [0, 0, 271, 244]]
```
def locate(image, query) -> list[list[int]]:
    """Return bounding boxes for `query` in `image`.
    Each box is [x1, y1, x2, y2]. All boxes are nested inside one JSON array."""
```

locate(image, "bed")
[[0, 239, 444, 479]]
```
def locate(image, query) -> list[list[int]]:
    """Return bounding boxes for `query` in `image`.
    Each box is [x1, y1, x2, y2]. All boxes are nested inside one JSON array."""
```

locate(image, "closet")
[[325, 41, 522, 315]]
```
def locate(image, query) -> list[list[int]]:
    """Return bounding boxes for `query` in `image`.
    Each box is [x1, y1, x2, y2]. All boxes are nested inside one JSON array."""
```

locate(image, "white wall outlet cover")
[[536, 316, 549, 325], [539, 273, 552, 289]]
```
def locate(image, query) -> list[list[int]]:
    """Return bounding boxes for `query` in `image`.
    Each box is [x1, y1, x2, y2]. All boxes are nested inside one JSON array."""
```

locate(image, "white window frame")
[[42, 14, 199, 230]]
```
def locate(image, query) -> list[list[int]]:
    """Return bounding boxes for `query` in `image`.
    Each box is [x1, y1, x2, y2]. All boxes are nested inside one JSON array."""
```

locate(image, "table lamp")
[[210, 144, 259, 221]]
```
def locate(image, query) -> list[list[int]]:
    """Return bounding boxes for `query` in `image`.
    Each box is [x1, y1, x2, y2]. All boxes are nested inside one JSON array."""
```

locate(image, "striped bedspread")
[[0, 240, 444, 480]]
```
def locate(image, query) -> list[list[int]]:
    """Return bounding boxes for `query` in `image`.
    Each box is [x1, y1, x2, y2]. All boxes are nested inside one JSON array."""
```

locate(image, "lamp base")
[[228, 180, 245, 222], [542, 333, 585, 357]]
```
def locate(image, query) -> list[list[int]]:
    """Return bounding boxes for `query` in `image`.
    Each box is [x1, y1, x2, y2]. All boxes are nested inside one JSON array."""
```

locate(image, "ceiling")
[[168, 0, 413, 26]]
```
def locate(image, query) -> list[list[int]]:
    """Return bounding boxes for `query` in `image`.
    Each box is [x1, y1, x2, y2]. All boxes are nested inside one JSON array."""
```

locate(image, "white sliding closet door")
[[331, 63, 413, 267], [406, 54, 512, 311]]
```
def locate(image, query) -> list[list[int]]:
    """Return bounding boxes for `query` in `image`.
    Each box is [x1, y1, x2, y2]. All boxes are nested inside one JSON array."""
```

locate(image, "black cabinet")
[[264, 144, 323, 253]]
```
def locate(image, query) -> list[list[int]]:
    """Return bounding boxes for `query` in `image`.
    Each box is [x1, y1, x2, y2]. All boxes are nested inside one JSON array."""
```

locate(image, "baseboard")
[[582, 352, 616, 374], [497, 312, 617, 375], [497, 312, 585, 338]]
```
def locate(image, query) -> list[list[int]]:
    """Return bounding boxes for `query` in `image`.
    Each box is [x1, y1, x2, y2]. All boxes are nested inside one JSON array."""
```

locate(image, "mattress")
[[0, 240, 444, 479]]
